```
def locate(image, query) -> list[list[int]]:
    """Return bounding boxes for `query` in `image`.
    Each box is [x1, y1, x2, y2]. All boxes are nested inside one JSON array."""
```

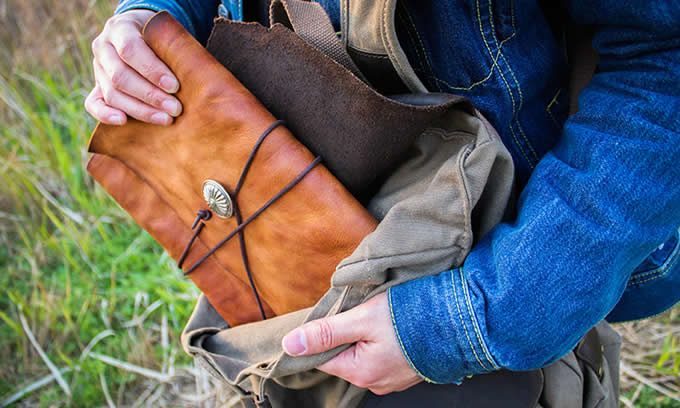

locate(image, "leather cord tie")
[[177, 209, 212, 268], [177, 120, 322, 320]]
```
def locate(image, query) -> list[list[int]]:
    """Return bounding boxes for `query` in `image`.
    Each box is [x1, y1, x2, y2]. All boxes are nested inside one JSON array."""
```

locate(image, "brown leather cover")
[[86, 11, 377, 326]]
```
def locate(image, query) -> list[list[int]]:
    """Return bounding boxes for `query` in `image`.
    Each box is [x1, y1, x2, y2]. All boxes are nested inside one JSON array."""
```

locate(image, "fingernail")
[[160, 75, 179, 93], [151, 112, 171, 125], [108, 114, 125, 125], [161, 99, 182, 117], [282, 329, 307, 356]]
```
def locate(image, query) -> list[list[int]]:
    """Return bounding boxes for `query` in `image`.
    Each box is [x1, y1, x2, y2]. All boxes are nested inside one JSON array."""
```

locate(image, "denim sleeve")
[[115, 0, 220, 44], [389, 1, 680, 383]]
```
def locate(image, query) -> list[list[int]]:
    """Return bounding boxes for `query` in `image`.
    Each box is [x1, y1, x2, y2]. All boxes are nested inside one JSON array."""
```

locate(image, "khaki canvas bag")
[[180, 1, 620, 407]]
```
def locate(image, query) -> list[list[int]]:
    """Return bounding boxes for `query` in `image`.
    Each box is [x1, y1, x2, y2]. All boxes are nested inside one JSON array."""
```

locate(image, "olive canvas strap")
[[268, 0, 369, 83]]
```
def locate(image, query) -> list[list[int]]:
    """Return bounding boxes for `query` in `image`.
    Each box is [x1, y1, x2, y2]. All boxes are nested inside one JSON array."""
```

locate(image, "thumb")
[[282, 309, 367, 356]]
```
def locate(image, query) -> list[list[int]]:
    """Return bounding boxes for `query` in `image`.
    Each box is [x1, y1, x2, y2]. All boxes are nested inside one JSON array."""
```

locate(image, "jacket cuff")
[[115, 0, 197, 38], [388, 268, 499, 383]]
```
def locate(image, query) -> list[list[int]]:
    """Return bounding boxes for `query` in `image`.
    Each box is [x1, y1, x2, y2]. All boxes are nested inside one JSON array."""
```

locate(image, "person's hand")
[[85, 9, 183, 126], [281, 292, 422, 395]]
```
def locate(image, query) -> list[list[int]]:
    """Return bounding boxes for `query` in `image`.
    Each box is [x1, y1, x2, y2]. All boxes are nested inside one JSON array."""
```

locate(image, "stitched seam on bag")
[[451, 269, 490, 371], [399, 4, 441, 91], [387, 288, 439, 383], [348, 47, 390, 59], [556, 353, 584, 380], [381, 0, 411, 87], [335, 244, 466, 270], [475, 0, 533, 169], [395, 10, 427, 77], [460, 267, 499, 369], [629, 244, 680, 286]]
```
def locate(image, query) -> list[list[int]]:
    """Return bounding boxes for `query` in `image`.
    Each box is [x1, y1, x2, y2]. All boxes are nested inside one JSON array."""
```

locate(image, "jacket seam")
[[387, 288, 440, 383], [451, 269, 491, 372], [628, 245, 680, 286], [459, 267, 500, 369], [475, 0, 534, 169], [627, 231, 680, 283], [487, 0, 539, 163]]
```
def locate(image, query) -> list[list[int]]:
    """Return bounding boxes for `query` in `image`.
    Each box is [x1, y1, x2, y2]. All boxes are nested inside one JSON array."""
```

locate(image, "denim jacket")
[[116, 0, 680, 384]]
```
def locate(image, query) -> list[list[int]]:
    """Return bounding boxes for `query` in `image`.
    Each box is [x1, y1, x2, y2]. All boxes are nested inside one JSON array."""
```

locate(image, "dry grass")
[[0, 0, 678, 406]]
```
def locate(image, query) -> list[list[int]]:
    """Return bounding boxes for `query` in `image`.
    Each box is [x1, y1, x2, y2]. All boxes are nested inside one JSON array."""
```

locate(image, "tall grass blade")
[[17, 305, 72, 396], [0, 367, 73, 407]]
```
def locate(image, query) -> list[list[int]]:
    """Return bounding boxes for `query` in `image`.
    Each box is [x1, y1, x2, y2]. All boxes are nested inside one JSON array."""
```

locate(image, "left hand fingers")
[[283, 293, 423, 395], [281, 300, 371, 356]]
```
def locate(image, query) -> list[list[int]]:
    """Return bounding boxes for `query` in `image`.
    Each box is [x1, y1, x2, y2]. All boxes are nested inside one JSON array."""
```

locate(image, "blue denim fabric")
[[114, 0, 219, 44], [114, 0, 680, 384], [389, 0, 680, 383]]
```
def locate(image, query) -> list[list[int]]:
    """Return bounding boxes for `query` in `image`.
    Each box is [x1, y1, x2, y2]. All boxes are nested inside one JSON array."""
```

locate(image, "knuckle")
[[144, 89, 163, 107], [101, 85, 115, 104], [315, 320, 335, 349], [137, 62, 155, 79], [110, 70, 128, 89], [143, 89, 155, 105], [105, 15, 124, 31], [117, 40, 136, 61]]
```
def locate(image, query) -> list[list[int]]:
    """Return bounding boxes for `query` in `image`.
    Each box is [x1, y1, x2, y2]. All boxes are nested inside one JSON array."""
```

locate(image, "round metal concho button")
[[202, 180, 234, 219]]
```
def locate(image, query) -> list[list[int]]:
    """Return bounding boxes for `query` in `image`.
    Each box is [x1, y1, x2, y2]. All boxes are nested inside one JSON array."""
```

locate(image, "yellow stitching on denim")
[[459, 268, 499, 369], [628, 241, 680, 286], [632, 249, 680, 285], [510, 0, 516, 32], [477, 0, 514, 117], [487, 0, 539, 162], [451, 269, 490, 371], [516, 119, 539, 162], [546, 88, 563, 127], [387, 289, 439, 383], [628, 236, 680, 281], [477, 0, 536, 170], [477, 0, 531, 168], [422, 22, 515, 92]]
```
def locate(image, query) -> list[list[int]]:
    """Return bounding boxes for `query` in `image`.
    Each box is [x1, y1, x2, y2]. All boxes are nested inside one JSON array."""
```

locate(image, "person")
[[85, 0, 680, 401]]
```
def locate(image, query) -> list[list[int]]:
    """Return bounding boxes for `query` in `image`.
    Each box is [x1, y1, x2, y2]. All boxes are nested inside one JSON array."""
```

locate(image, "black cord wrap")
[[177, 120, 322, 320]]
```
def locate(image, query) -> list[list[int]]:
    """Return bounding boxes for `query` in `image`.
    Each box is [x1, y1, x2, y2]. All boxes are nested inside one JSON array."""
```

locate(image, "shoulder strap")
[[269, 0, 367, 82]]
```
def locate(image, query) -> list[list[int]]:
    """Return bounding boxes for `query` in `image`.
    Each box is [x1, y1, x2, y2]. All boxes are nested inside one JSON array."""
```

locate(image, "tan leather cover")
[[86, 11, 377, 326]]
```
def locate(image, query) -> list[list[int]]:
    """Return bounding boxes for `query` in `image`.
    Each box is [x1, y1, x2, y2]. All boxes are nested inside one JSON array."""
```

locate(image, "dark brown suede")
[[205, 19, 473, 199], [86, 11, 377, 326]]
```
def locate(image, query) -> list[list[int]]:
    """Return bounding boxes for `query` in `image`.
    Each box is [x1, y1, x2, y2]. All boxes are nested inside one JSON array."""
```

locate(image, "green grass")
[[0, 1, 200, 406], [0, 0, 678, 406]]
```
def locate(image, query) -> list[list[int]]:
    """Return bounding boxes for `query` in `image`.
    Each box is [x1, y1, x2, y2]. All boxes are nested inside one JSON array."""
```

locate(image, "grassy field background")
[[0, 0, 678, 406]]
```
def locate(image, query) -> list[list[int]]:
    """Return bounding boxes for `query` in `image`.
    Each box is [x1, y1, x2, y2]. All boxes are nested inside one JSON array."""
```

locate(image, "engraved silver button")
[[202, 180, 233, 218]]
